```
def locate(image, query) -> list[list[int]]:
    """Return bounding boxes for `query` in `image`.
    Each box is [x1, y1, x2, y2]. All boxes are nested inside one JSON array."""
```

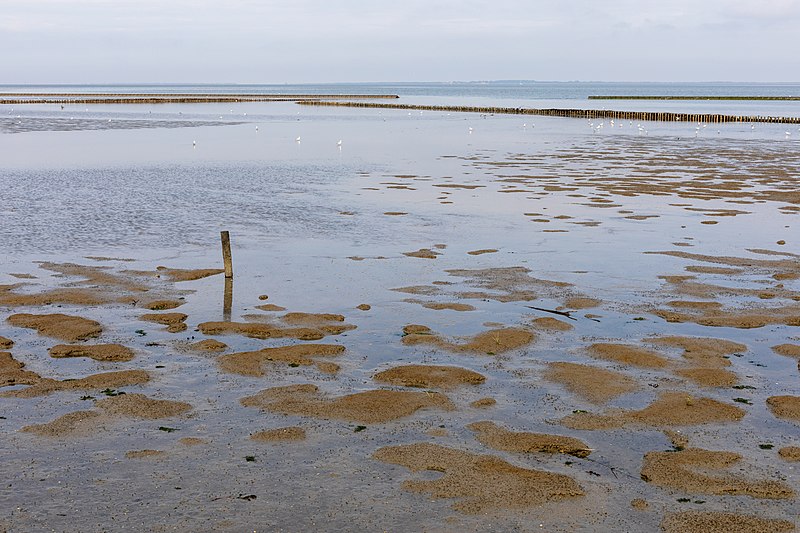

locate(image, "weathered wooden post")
[[220, 231, 233, 279]]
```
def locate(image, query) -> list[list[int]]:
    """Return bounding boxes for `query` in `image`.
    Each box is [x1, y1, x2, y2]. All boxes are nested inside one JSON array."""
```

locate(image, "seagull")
[[337, 140, 343, 147], [295, 136, 301, 143], [786, 131, 792, 138], [192, 140, 196, 147], [255, 126, 258, 131], [468, 127, 473, 134]]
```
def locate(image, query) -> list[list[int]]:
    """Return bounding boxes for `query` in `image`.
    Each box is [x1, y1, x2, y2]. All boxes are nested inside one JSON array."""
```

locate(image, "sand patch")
[[373, 365, 486, 390], [772, 344, 800, 358], [1, 370, 149, 398], [179, 437, 207, 446], [588, 343, 669, 368], [0, 351, 41, 387], [250, 427, 306, 442], [95, 393, 191, 419], [0, 336, 13, 349], [778, 446, 800, 461], [188, 339, 228, 352], [403, 299, 475, 312], [467, 249, 498, 256], [140, 312, 188, 333], [446, 267, 571, 303], [641, 447, 794, 499], [561, 392, 745, 430], [648, 336, 744, 367], [383, 211, 407, 216], [684, 265, 745, 275], [155, 267, 223, 282], [198, 320, 351, 341], [544, 362, 638, 404], [49, 344, 134, 362], [280, 312, 345, 325], [471, 398, 496, 408], [125, 450, 165, 459], [142, 299, 183, 310], [403, 248, 440, 259], [356, 304, 371, 311], [240, 384, 454, 423], [217, 344, 345, 376], [372, 443, 584, 513], [531, 317, 574, 331], [255, 304, 286, 312], [468, 421, 591, 458], [0, 286, 113, 307], [7, 313, 102, 342], [674, 367, 738, 387], [564, 297, 601, 309], [766, 396, 800, 421], [667, 300, 723, 310], [21, 410, 102, 437], [391, 285, 442, 296], [403, 326, 535, 355], [661, 511, 795, 533]]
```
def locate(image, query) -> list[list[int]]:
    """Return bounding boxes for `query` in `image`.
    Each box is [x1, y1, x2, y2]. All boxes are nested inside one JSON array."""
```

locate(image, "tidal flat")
[[1, 97, 798, 532]]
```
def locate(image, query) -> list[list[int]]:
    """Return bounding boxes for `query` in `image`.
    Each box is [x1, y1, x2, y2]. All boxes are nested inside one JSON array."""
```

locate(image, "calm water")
[[1, 82, 798, 532]]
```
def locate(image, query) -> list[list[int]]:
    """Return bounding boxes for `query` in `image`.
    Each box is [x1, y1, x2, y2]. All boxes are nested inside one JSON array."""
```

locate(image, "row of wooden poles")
[[589, 95, 800, 101], [0, 94, 399, 105], [296, 100, 800, 125]]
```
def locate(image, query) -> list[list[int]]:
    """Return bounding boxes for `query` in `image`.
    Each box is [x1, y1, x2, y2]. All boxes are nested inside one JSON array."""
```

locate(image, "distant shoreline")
[[0, 93, 399, 105], [590, 95, 800, 101]]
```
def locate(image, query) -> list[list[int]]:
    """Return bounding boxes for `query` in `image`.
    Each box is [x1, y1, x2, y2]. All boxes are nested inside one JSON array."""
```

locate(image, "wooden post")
[[220, 231, 233, 279]]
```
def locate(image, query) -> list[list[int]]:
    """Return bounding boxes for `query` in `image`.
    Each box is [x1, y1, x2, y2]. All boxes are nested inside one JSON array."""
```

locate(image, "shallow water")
[[1, 95, 799, 532]]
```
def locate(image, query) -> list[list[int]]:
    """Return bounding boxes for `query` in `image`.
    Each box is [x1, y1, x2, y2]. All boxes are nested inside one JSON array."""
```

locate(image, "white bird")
[[295, 136, 301, 142], [255, 126, 259, 131], [337, 140, 343, 147], [468, 127, 473, 134], [192, 140, 196, 147], [786, 131, 792, 138]]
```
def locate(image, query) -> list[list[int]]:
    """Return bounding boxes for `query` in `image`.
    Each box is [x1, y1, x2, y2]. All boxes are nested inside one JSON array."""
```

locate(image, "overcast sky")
[[3, 0, 799, 83]]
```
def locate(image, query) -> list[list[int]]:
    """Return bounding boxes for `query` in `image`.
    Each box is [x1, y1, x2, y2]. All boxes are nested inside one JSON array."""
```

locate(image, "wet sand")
[[1, 102, 798, 532]]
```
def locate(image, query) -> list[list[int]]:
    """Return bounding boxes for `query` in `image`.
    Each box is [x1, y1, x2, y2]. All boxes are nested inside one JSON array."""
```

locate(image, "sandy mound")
[[667, 300, 724, 310], [250, 427, 306, 442], [240, 384, 454, 423], [564, 297, 601, 309], [95, 393, 191, 419], [531, 317, 573, 331], [470, 398, 496, 408], [125, 450, 165, 459], [675, 367, 738, 387], [468, 421, 591, 458], [356, 304, 371, 311], [372, 443, 584, 513], [767, 396, 800, 421], [49, 344, 134, 362], [778, 447, 800, 461], [588, 343, 669, 368], [649, 336, 745, 367], [142, 300, 183, 310], [0, 336, 14, 349], [641, 447, 794, 499], [155, 266, 223, 282], [403, 326, 535, 355], [403, 248, 440, 259], [0, 351, 41, 387], [561, 392, 745, 430], [772, 344, 800, 358], [179, 437, 207, 446], [140, 312, 188, 333], [544, 362, 638, 404], [2, 370, 149, 398], [188, 339, 228, 352], [467, 249, 498, 255], [281, 312, 345, 324], [7, 313, 102, 342], [391, 285, 442, 296], [661, 512, 795, 533], [218, 344, 345, 376], [198, 320, 353, 341], [255, 304, 286, 312], [420, 302, 476, 312], [21, 410, 102, 437], [373, 365, 486, 390], [0, 286, 113, 307]]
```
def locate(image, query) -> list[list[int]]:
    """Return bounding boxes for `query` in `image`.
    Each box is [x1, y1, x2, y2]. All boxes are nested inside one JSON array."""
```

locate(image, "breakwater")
[[589, 95, 800, 101], [0, 94, 399, 105], [296, 100, 800, 124]]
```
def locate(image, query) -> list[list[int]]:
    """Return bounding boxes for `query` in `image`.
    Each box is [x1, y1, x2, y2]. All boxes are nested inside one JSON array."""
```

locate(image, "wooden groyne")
[[590, 95, 800, 101], [0, 93, 399, 105], [296, 100, 800, 124]]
